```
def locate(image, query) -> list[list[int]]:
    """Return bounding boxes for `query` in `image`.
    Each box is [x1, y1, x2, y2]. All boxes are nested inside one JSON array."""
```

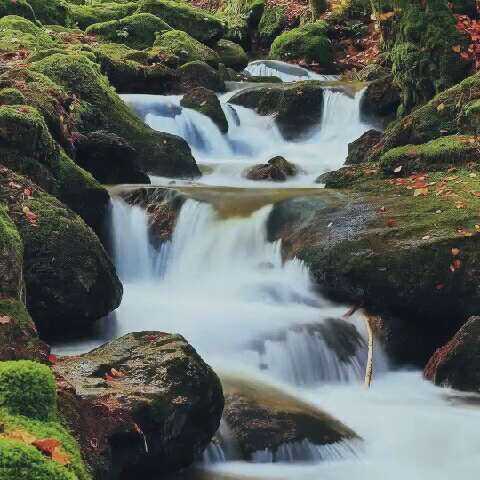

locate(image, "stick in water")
[[363, 312, 374, 388]]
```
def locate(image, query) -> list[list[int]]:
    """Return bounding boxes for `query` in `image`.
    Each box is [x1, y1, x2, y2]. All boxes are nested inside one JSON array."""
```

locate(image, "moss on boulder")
[[68, 1, 138, 29], [0, 0, 36, 22], [270, 21, 333, 65], [177, 60, 225, 92], [258, 4, 286, 48], [150, 29, 220, 68], [136, 0, 224, 45], [214, 39, 248, 71], [86, 13, 171, 50], [27, 0, 70, 25], [0, 203, 22, 299], [31, 53, 200, 177], [380, 135, 480, 174], [180, 87, 228, 133]]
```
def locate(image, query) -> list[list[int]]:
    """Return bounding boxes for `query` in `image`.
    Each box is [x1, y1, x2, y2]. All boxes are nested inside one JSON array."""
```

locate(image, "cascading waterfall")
[[122, 84, 371, 187]]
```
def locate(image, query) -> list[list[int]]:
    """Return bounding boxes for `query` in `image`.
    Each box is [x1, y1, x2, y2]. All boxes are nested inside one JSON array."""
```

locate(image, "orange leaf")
[[33, 438, 61, 456], [0, 316, 11, 325], [52, 448, 71, 466], [452, 45, 462, 53]]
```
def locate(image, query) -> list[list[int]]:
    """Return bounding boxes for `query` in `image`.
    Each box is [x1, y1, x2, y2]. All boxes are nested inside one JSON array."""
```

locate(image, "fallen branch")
[[363, 312, 374, 388]]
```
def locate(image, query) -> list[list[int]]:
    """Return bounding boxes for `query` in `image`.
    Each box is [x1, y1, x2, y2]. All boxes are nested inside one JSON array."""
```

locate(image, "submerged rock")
[[75, 131, 150, 185], [245, 156, 298, 182], [345, 129, 383, 165], [424, 316, 480, 392], [221, 375, 358, 460], [55, 332, 224, 479], [180, 87, 228, 133], [229, 82, 324, 140]]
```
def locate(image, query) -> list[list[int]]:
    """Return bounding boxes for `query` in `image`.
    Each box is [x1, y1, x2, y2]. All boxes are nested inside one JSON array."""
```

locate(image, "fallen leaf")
[[437, 103, 445, 112], [435, 283, 445, 290], [52, 448, 70, 465], [452, 44, 462, 53], [0, 316, 11, 325], [48, 354, 57, 364], [33, 438, 61, 456], [393, 165, 403, 173], [110, 368, 125, 378], [450, 259, 462, 271], [414, 187, 429, 196], [387, 218, 397, 227]]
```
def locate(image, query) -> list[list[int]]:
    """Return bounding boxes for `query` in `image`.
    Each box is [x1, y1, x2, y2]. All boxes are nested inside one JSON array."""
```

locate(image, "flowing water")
[[54, 62, 480, 479]]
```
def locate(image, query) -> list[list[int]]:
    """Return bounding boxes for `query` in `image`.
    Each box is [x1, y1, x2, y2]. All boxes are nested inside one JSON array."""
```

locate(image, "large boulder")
[[75, 131, 150, 185], [68, 1, 138, 30], [180, 87, 228, 133], [360, 76, 401, 124], [228, 82, 324, 140], [30, 53, 201, 178], [424, 316, 480, 392], [345, 129, 383, 165], [85, 13, 171, 50], [177, 60, 226, 93], [220, 375, 358, 461], [54, 332, 224, 479], [0, 167, 123, 335], [245, 156, 298, 181], [214, 39, 249, 71], [270, 21, 333, 66], [136, 0, 224, 45]]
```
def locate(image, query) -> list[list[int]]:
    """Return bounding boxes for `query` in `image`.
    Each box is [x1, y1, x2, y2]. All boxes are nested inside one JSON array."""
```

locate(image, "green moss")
[[86, 13, 171, 50], [214, 39, 248, 71], [68, 1, 138, 29], [270, 21, 333, 65], [27, 0, 70, 25], [0, 204, 22, 259], [258, 4, 286, 47], [380, 135, 480, 174], [0, 87, 25, 106], [136, 0, 224, 45], [0, 0, 36, 22], [149, 29, 219, 67], [0, 361, 55, 420]]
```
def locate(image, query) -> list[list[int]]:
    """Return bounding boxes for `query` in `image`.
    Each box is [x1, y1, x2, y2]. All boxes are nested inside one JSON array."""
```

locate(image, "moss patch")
[[68, 1, 138, 29]]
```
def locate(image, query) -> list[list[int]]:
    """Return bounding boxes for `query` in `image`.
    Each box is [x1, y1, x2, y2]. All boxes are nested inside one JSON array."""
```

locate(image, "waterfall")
[[122, 85, 371, 187], [244, 60, 340, 82]]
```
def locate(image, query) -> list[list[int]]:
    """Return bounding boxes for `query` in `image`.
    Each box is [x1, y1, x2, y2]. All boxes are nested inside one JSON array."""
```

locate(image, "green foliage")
[[0, 205, 22, 260], [270, 21, 333, 65], [85, 13, 171, 50], [0, 361, 56, 420], [150, 29, 220, 67], [258, 4, 286, 47]]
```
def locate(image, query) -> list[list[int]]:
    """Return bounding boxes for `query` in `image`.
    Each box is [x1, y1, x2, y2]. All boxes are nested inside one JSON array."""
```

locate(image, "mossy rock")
[[180, 87, 228, 133], [0, 168, 123, 335], [381, 135, 480, 174], [177, 60, 226, 93], [136, 0, 224, 45], [27, 0, 70, 25], [0, 0, 36, 22], [258, 4, 286, 48], [68, 1, 138, 29], [0, 360, 55, 420], [0, 87, 26, 105], [92, 43, 178, 94], [0, 203, 22, 299], [86, 13, 171, 50], [270, 21, 333, 65], [214, 39, 248, 71], [228, 81, 324, 140], [31, 53, 200, 177], [150, 29, 220, 68], [360, 75, 401, 123]]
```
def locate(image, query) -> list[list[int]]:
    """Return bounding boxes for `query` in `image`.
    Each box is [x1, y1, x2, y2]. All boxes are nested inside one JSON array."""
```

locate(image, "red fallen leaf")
[[104, 374, 115, 382], [386, 218, 397, 228], [8, 181, 21, 189], [23, 187, 33, 198], [450, 259, 462, 272], [48, 354, 57, 364], [110, 367, 125, 378], [52, 448, 70, 466], [146, 335, 158, 342], [22, 206, 38, 226], [32, 438, 61, 456], [0, 316, 11, 325]]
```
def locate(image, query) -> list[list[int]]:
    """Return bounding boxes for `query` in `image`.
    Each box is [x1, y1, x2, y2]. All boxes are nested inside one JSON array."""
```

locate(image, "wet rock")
[[229, 82, 324, 140], [267, 191, 480, 365], [345, 129, 383, 165], [54, 332, 224, 479], [357, 63, 390, 82], [177, 61, 226, 93], [180, 88, 228, 134], [0, 167, 123, 335], [75, 131, 150, 185], [221, 375, 358, 460], [360, 75, 401, 124], [214, 40, 249, 71], [424, 316, 480, 392], [245, 156, 298, 182]]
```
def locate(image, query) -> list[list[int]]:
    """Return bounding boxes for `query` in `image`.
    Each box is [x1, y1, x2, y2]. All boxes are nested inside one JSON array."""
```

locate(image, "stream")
[[54, 60, 480, 479]]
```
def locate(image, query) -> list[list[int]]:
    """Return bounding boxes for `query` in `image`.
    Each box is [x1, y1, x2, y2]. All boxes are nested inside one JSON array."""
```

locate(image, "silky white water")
[[122, 84, 371, 187], [57, 62, 480, 479]]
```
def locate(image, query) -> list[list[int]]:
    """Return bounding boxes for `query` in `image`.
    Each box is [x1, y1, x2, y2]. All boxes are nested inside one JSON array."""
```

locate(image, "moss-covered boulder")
[[149, 29, 220, 68], [92, 43, 179, 94], [270, 21, 333, 65], [85, 13, 171, 50], [0, 360, 90, 480], [54, 332, 224, 478], [136, 0, 224, 45], [424, 316, 480, 392], [177, 60, 225, 92], [0, 168, 123, 335], [68, 1, 138, 30], [31, 53, 200, 177], [228, 81, 324, 140], [345, 129, 383, 165], [75, 130, 150, 184], [380, 135, 480, 175], [0, 0, 36, 22], [245, 156, 298, 181], [214, 39, 248, 71], [221, 375, 358, 460], [27, 0, 70, 25], [257, 3, 287, 48], [360, 75, 401, 124], [180, 87, 228, 133]]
